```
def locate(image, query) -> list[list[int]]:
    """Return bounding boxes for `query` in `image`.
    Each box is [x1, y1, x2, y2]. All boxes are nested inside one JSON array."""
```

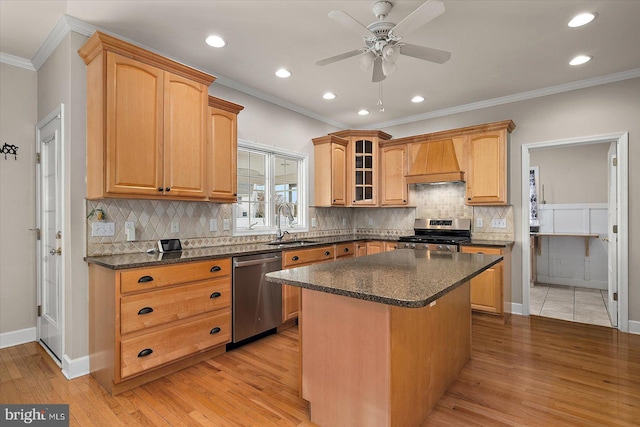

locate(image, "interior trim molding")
[[628, 320, 640, 335], [366, 68, 640, 130], [0, 52, 36, 71], [510, 303, 523, 316], [0, 327, 36, 349], [62, 354, 90, 380]]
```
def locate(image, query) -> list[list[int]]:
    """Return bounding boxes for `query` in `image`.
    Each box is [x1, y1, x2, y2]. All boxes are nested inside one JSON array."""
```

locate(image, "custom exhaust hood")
[[405, 138, 465, 184]]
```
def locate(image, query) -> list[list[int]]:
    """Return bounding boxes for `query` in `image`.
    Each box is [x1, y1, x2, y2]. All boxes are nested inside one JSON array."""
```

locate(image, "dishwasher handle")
[[233, 256, 282, 268]]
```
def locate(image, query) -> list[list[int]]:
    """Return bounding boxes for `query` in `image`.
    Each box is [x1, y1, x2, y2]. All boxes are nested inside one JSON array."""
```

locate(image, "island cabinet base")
[[301, 282, 471, 427]]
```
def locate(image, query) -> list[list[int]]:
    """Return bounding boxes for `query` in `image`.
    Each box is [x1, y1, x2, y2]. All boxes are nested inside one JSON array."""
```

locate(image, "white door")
[[36, 109, 64, 363], [606, 142, 618, 327]]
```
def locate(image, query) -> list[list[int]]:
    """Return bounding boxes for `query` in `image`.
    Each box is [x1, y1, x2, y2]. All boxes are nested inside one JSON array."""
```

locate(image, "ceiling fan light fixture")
[[358, 109, 370, 116], [358, 51, 376, 72], [205, 35, 226, 48], [382, 44, 400, 63], [568, 12, 597, 28], [322, 92, 337, 100], [411, 95, 425, 103], [381, 59, 397, 76], [275, 68, 292, 78], [569, 55, 591, 66]]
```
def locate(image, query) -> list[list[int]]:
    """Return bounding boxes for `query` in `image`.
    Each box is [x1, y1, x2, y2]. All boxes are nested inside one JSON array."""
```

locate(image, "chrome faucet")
[[276, 203, 295, 241]]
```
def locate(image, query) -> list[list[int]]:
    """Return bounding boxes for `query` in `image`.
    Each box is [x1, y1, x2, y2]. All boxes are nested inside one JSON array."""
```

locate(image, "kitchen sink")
[[265, 240, 317, 247]]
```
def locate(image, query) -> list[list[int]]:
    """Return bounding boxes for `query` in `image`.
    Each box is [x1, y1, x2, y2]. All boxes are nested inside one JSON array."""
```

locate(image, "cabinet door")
[[366, 241, 383, 255], [466, 130, 507, 205], [380, 145, 408, 206], [208, 107, 237, 202], [106, 52, 164, 196], [384, 241, 398, 251], [351, 138, 378, 206], [163, 72, 208, 199], [469, 264, 503, 314], [355, 242, 367, 257], [331, 142, 347, 205], [282, 285, 300, 322]]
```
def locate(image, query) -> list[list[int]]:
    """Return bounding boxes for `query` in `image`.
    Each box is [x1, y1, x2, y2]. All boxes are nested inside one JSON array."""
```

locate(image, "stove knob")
[[410, 243, 416, 249], [445, 245, 452, 251], [437, 245, 444, 251]]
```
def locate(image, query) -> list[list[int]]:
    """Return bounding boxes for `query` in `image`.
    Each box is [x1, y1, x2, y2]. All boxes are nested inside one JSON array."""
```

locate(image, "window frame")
[[233, 139, 308, 236]]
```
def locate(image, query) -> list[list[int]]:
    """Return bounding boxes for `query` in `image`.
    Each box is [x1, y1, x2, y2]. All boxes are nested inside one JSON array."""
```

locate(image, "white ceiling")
[[2, 0, 639, 128]]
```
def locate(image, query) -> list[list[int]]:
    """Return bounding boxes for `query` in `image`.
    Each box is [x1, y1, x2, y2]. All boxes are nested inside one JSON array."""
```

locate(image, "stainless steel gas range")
[[397, 218, 472, 252]]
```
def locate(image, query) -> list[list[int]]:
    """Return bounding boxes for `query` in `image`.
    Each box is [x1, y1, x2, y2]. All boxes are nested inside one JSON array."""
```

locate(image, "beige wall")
[[530, 142, 609, 204], [0, 63, 37, 334], [383, 77, 640, 321]]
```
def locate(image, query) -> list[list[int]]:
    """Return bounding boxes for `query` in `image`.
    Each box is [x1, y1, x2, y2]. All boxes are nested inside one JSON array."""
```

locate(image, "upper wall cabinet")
[[79, 31, 215, 201], [208, 96, 244, 203], [313, 135, 348, 207], [379, 143, 408, 206], [330, 130, 392, 207]]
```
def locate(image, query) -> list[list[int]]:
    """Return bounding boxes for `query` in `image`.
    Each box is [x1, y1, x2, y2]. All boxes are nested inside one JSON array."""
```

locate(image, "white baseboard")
[[0, 327, 36, 349], [628, 320, 640, 335], [510, 303, 524, 316], [62, 354, 90, 379], [535, 275, 607, 290]]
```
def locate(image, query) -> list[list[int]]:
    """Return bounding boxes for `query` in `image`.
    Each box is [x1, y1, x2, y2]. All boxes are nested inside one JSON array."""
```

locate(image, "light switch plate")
[[91, 221, 115, 237], [342, 218, 347, 226], [210, 218, 218, 232], [125, 221, 136, 241], [311, 218, 317, 228], [368, 218, 374, 226], [476, 218, 483, 228], [171, 220, 180, 233], [491, 218, 507, 228], [223, 218, 230, 231]]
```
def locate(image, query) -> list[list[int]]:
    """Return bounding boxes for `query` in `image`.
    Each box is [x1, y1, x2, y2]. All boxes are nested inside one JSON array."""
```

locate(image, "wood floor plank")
[[2, 314, 639, 426]]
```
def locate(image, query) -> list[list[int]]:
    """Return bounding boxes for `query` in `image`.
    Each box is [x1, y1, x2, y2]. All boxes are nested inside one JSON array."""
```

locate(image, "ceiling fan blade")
[[328, 10, 374, 39], [372, 57, 385, 82], [390, 0, 445, 39], [400, 44, 451, 64], [316, 49, 365, 66]]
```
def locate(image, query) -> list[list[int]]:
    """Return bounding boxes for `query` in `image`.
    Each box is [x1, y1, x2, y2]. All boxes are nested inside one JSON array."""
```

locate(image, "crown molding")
[[0, 52, 36, 71], [365, 68, 640, 130], [31, 15, 95, 70]]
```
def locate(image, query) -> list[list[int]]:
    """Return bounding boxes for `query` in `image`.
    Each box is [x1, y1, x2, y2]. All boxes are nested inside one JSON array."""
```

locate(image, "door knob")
[[49, 248, 62, 256]]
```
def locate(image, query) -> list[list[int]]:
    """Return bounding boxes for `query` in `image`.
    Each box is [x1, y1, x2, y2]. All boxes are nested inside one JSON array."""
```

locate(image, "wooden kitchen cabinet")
[[465, 121, 515, 205], [461, 245, 512, 319], [379, 144, 408, 206], [366, 241, 384, 255], [355, 241, 368, 257], [208, 96, 244, 202], [79, 31, 215, 201], [405, 137, 465, 184], [336, 242, 356, 259], [384, 241, 399, 251], [88, 258, 232, 394], [313, 135, 348, 206]]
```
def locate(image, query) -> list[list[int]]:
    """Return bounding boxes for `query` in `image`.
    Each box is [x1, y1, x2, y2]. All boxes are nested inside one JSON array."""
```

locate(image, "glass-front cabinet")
[[354, 139, 375, 204]]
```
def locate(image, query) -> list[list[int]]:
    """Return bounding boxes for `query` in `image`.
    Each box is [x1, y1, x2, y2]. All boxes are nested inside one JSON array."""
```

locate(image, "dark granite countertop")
[[265, 249, 502, 308], [85, 234, 400, 270], [462, 239, 514, 248]]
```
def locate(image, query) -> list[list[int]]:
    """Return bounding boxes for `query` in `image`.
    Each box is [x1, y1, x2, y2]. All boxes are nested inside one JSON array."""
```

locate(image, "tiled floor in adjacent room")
[[530, 284, 612, 327]]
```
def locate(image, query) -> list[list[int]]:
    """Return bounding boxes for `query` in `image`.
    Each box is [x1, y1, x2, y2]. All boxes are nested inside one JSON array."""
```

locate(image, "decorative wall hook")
[[1, 143, 18, 160]]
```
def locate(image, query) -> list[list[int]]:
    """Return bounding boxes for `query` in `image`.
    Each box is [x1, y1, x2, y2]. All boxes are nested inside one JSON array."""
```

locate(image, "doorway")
[[35, 105, 65, 363], [521, 133, 629, 332]]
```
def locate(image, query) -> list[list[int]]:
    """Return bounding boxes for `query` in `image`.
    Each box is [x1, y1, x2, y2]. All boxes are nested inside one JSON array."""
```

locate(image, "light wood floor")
[[2, 315, 639, 426]]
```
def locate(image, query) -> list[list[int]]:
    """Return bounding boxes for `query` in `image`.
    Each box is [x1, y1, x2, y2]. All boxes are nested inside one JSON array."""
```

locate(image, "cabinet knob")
[[403, 200, 407, 203], [344, 248, 349, 252], [233, 193, 237, 196], [157, 187, 163, 192], [210, 266, 222, 272], [324, 251, 331, 256], [165, 187, 171, 192], [467, 197, 471, 201], [137, 307, 154, 315], [138, 275, 153, 283], [210, 327, 221, 335], [137, 348, 153, 358], [210, 292, 222, 299], [292, 256, 299, 261]]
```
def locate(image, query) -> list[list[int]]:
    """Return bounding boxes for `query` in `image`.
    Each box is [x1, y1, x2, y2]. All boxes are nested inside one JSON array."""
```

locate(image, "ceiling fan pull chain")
[[378, 82, 384, 112]]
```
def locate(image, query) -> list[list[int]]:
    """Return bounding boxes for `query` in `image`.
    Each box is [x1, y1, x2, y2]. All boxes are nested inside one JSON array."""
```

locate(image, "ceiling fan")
[[316, 0, 451, 82]]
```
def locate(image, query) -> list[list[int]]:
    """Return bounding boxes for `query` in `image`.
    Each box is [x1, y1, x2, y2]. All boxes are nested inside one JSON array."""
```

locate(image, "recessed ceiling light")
[[570, 55, 592, 66], [411, 95, 425, 103], [275, 68, 292, 78], [358, 109, 369, 116], [205, 35, 226, 48], [568, 12, 597, 28], [322, 92, 337, 100]]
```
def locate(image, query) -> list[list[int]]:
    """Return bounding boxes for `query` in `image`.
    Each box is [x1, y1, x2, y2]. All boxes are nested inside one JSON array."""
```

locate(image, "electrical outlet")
[[311, 218, 317, 228], [91, 221, 115, 237], [210, 218, 218, 232], [223, 218, 230, 231], [476, 218, 483, 228], [171, 220, 180, 233], [368, 218, 374, 226], [342, 218, 347, 226], [491, 218, 507, 228]]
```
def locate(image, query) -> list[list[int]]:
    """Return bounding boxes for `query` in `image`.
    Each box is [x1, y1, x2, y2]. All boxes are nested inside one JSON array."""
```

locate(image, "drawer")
[[461, 246, 502, 255], [283, 245, 334, 267], [335, 243, 355, 258], [120, 310, 230, 379], [120, 258, 231, 294], [120, 278, 231, 334]]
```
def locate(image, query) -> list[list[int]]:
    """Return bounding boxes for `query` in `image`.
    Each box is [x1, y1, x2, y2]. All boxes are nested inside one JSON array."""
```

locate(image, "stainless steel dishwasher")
[[232, 252, 283, 343]]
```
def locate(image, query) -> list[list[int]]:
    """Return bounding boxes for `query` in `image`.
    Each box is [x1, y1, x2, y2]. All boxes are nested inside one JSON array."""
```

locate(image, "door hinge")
[[613, 225, 618, 234], [37, 305, 42, 317], [613, 157, 617, 167], [36, 153, 41, 164], [29, 228, 41, 240], [613, 292, 618, 302]]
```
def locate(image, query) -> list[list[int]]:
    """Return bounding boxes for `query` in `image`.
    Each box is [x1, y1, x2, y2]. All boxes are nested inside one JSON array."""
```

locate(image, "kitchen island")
[[266, 249, 502, 427]]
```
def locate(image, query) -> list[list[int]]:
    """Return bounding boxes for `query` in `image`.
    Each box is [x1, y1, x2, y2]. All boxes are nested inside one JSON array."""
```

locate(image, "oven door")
[[397, 242, 459, 252]]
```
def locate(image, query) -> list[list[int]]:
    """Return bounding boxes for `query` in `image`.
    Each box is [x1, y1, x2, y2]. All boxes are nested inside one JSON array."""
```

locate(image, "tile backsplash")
[[87, 184, 514, 256]]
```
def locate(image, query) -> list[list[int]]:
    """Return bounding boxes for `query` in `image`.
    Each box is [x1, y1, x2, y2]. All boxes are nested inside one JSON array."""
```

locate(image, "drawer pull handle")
[[157, 187, 163, 192], [210, 266, 222, 273], [210, 292, 222, 299], [137, 348, 153, 358], [138, 307, 154, 315], [344, 248, 349, 252], [138, 275, 153, 283], [165, 187, 171, 192], [324, 251, 331, 256], [292, 256, 299, 261], [210, 327, 221, 335]]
